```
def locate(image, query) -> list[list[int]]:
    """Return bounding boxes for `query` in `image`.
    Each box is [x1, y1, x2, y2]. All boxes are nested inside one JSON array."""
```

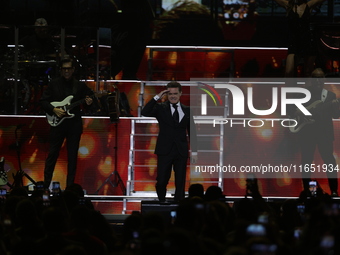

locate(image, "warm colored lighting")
[[98, 156, 113, 175], [107, 133, 113, 145], [149, 124, 159, 134], [147, 158, 157, 176], [79, 134, 96, 157], [29, 149, 38, 163], [168, 51, 178, 66], [276, 176, 292, 186]]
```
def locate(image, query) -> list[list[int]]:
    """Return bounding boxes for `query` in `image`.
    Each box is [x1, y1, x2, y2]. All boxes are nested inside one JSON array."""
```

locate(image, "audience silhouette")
[[0, 181, 339, 254]]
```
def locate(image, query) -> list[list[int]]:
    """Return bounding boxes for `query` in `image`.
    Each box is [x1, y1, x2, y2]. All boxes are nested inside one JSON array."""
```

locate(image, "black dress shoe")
[[331, 191, 338, 197]]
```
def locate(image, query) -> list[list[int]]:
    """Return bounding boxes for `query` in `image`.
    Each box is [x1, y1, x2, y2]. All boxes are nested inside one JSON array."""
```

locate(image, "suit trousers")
[[156, 143, 188, 201], [300, 135, 338, 193], [44, 118, 82, 189]]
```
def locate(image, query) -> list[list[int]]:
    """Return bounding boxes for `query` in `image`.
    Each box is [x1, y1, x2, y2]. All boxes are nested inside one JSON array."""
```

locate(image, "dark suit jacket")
[[141, 99, 197, 157]]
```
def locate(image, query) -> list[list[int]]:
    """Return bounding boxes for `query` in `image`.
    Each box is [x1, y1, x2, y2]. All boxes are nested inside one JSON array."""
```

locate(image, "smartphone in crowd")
[[309, 180, 317, 196]]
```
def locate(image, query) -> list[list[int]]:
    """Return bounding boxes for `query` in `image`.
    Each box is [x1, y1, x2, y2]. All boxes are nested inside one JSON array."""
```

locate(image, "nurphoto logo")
[[196, 79, 313, 129]]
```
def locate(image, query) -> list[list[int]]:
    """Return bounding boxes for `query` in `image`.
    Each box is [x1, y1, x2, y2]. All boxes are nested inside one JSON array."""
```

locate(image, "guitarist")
[[40, 57, 93, 189], [298, 68, 340, 196]]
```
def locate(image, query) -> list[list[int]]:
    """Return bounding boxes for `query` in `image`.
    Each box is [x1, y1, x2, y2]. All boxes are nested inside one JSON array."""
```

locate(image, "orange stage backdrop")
[[1, 115, 340, 198], [1, 48, 340, 214]]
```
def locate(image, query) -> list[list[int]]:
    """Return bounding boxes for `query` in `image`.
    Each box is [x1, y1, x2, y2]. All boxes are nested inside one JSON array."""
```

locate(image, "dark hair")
[[60, 57, 74, 68], [166, 81, 182, 92]]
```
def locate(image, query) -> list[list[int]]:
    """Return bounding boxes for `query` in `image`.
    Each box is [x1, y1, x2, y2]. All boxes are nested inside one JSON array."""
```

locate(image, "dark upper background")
[[0, 0, 339, 48]]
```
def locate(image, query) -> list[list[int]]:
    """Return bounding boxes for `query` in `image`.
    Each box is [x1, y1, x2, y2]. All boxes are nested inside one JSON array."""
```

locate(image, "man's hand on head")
[[157, 90, 170, 99]]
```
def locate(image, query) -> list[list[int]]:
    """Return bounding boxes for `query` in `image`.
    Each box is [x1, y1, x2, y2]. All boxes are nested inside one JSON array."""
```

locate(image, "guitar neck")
[[66, 94, 96, 111], [66, 98, 86, 111]]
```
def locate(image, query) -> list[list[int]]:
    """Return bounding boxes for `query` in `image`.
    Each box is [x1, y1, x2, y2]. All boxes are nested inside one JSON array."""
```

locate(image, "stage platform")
[[98, 195, 296, 229], [1, 46, 340, 216], [94, 195, 340, 230], [95, 195, 297, 225], [2, 113, 340, 214]]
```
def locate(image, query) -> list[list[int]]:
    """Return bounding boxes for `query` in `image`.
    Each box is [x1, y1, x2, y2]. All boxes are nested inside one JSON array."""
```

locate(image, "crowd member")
[[21, 18, 58, 61], [273, 0, 326, 77], [0, 182, 339, 254]]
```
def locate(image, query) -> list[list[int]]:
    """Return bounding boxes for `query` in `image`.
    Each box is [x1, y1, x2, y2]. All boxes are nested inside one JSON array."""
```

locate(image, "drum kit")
[[0, 24, 109, 115], [0, 25, 92, 114], [0, 28, 59, 114]]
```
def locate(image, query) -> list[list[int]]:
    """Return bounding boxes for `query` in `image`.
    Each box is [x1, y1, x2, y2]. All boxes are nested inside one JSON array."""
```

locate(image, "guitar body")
[[46, 95, 75, 127], [289, 100, 323, 133], [45, 92, 107, 127], [289, 115, 315, 133]]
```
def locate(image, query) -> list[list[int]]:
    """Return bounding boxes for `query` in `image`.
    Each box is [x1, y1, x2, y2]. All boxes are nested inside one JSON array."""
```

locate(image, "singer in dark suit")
[[141, 81, 197, 202], [299, 68, 340, 196]]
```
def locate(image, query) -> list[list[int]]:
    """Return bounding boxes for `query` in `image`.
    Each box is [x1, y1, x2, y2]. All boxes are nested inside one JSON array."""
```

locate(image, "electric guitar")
[[289, 99, 339, 133], [46, 93, 106, 127]]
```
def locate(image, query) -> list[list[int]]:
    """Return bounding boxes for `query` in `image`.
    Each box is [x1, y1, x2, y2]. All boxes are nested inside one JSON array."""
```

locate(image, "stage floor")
[[87, 194, 340, 215], [2, 113, 340, 214]]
